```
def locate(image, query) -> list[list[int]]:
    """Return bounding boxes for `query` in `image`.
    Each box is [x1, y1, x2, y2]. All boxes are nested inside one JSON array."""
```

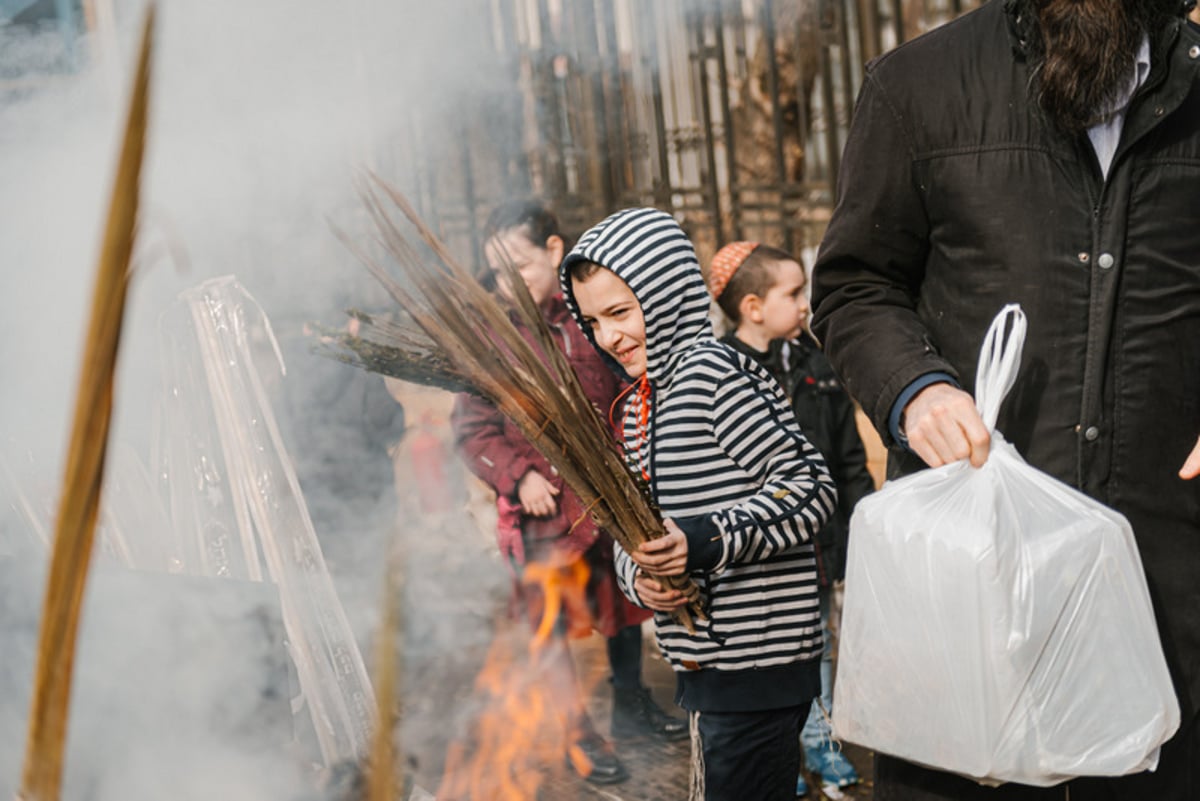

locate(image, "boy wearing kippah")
[[709, 242, 875, 796]]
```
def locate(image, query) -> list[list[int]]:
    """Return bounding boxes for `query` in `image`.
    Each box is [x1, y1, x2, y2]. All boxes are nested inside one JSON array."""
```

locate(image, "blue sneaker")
[[795, 772, 808, 797], [803, 743, 860, 789]]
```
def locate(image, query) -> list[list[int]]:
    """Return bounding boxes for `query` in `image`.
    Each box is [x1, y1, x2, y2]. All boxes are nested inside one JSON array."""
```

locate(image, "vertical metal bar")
[[459, 120, 481, 270], [552, 55, 578, 196], [790, 12, 813, 170], [836, 0, 855, 159], [579, 0, 617, 210], [692, 6, 724, 242], [642, 0, 673, 207], [788, 6, 820, 253], [763, 0, 789, 187], [537, 0, 569, 201], [891, 0, 906, 45], [497, 0, 528, 199], [819, 37, 841, 197], [840, 0, 863, 89], [857, 0, 882, 64], [763, 0, 792, 248], [600, 0, 630, 204], [713, 0, 742, 241]]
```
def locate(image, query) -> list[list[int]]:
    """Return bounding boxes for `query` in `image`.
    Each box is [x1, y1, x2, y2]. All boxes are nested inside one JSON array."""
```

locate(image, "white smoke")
[[0, 1, 510, 798]]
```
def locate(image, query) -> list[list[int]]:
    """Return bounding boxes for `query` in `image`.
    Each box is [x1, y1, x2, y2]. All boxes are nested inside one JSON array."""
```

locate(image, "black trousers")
[[874, 711, 1199, 801], [692, 705, 807, 801]]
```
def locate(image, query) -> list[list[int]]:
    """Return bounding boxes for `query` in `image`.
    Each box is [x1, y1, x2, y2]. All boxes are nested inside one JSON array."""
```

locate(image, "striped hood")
[[560, 208, 714, 387]]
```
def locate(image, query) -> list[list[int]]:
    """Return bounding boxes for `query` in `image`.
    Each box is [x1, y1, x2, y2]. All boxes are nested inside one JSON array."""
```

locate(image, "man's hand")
[[1179, 436, 1200, 479], [632, 572, 689, 612], [630, 519, 689, 576], [904, 383, 991, 468], [517, 470, 560, 518]]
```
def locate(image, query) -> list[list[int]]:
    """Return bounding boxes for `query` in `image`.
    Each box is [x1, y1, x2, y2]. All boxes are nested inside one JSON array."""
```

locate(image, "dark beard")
[[1027, 0, 1155, 135]]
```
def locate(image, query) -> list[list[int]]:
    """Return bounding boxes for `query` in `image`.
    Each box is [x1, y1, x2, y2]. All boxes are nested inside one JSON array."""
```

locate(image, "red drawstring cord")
[[609, 375, 653, 481]]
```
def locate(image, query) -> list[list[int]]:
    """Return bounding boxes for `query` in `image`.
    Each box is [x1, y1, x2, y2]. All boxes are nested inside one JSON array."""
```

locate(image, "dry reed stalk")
[[311, 314, 471, 396], [328, 173, 703, 630], [365, 554, 400, 801], [16, 7, 154, 801]]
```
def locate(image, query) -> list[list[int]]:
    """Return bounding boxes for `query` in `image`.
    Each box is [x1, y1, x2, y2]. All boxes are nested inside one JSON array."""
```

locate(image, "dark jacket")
[[812, 0, 1200, 713], [451, 295, 622, 557], [562, 207, 836, 712], [722, 332, 875, 584]]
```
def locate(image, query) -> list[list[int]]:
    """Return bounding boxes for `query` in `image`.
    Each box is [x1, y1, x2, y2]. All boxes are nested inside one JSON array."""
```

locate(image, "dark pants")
[[606, 623, 643, 689], [693, 705, 807, 801], [875, 711, 1199, 801]]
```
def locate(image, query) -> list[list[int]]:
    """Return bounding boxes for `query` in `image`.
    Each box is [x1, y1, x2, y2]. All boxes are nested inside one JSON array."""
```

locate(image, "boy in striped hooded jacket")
[[561, 207, 838, 801]]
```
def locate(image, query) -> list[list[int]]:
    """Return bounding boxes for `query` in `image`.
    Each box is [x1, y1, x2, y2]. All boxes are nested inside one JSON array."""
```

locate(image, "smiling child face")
[[571, 267, 648, 379]]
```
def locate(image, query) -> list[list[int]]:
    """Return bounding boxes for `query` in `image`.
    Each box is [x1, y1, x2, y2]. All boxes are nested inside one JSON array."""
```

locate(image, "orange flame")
[[436, 553, 596, 800]]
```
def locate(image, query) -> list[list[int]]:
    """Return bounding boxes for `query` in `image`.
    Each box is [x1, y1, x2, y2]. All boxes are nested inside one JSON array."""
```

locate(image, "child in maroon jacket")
[[452, 200, 686, 785]]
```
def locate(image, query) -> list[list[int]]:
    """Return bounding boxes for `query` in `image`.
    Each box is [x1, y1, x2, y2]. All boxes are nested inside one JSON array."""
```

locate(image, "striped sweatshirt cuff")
[[674, 514, 724, 572]]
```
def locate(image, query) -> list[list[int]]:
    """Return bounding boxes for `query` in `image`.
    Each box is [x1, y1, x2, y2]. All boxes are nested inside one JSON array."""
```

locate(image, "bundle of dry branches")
[[323, 174, 703, 631], [18, 7, 155, 801]]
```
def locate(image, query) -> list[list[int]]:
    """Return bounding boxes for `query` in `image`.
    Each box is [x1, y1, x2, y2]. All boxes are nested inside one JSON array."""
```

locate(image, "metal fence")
[[403, 0, 982, 268]]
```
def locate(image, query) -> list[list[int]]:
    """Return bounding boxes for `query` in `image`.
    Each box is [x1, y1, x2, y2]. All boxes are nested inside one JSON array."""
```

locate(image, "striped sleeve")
[[707, 368, 838, 572], [613, 543, 650, 608]]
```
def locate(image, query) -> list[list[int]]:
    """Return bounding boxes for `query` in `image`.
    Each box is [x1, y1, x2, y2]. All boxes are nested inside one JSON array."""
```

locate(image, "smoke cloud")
[[1, 0, 512, 797]]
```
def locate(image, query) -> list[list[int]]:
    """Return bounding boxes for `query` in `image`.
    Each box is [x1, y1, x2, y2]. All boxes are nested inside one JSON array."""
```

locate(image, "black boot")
[[611, 684, 689, 741], [566, 724, 629, 785]]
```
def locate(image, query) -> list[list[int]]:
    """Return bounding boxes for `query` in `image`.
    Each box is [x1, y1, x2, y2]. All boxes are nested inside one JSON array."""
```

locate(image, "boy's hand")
[[517, 469, 560, 517], [630, 520, 689, 576], [633, 572, 689, 612]]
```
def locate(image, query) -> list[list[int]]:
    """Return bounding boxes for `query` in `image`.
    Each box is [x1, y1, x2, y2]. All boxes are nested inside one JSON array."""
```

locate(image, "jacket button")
[[1077, 251, 1090, 264], [1097, 252, 1115, 270], [1190, 45, 1200, 59], [1084, 426, 1100, 442]]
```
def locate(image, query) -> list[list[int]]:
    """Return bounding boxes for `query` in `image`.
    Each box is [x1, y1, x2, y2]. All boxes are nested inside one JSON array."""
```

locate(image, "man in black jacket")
[[812, 0, 1200, 799]]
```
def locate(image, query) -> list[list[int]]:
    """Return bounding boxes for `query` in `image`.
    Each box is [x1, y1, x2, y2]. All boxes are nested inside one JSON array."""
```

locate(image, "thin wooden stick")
[[17, 7, 154, 801], [365, 553, 400, 801]]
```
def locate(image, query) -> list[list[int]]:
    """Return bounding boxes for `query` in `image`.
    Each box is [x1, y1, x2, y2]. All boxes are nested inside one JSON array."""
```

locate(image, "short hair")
[[566, 259, 605, 284], [484, 199, 561, 248], [716, 244, 794, 324]]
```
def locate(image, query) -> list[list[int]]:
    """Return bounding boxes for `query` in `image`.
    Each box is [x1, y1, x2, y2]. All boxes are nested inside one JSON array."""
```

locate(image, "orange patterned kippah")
[[708, 241, 760, 299]]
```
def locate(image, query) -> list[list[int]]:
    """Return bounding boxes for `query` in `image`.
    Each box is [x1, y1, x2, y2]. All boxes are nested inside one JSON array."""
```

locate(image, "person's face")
[[571, 268, 648, 379], [484, 228, 564, 308], [757, 259, 810, 340]]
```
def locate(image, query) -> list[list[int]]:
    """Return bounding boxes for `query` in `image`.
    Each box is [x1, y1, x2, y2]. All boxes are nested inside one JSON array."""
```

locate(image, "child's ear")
[[738, 293, 764, 324], [545, 234, 566, 266]]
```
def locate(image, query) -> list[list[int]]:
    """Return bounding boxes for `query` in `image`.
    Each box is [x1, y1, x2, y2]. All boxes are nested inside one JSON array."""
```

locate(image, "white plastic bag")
[[832, 304, 1180, 787]]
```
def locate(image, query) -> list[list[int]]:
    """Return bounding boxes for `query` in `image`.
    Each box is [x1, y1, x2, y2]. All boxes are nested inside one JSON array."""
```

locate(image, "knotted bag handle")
[[974, 304, 1027, 432]]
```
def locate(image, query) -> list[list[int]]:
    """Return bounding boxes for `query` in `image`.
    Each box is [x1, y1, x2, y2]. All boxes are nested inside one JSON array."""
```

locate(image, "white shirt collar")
[[1087, 34, 1151, 178]]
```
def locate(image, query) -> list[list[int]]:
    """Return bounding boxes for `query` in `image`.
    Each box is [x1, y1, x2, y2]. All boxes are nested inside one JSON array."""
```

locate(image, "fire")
[[436, 554, 595, 800]]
